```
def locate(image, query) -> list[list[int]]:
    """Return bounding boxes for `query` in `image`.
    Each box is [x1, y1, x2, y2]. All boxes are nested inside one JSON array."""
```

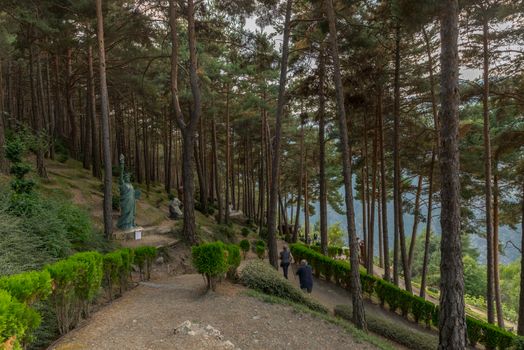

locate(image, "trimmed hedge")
[[0, 245, 156, 346], [0, 270, 52, 305], [239, 239, 250, 259], [0, 289, 40, 350], [335, 304, 438, 350], [290, 243, 523, 350], [133, 246, 157, 281]]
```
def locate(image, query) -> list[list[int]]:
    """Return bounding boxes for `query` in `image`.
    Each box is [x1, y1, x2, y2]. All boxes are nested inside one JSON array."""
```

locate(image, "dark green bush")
[[192, 242, 229, 291], [241, 227, 250, 237], [103, 251, 123, 299], [466, 317, 484, 347], [239, 239, 250, 259], [255, 240, 266, 259], [133, 246, 157, 281], [0, 271, 52, 305], [225, 244, 241, 280], [240, 260, 327, 314], [0, 289, 41, 350]]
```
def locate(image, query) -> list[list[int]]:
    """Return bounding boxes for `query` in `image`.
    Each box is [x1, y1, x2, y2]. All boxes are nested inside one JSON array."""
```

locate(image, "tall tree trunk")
[[168, 0, 200, 244], [420, 149, 436, 299], [29, 45, 47, 178], [368, 111, 378, 275], [325, 0, 366, 330], [225, 84, 231, 224], [0, 58, 7, 173], [493, 163, 504, 327], [212, 117, 223, 224], [96, 0, 113, 239], [482, 14, 495, 325], [266, 0, 293, 268], [66, 48, 78, 158], [318, 49, 328, 254], [293, 117, 304, 242], [378, 86, 390, 282], [304, 170, 310, 243], [88, 44, 101, 179], [438, 1, 466, 347], [408, 175, 423, 270], [518, 182, 524, 336]]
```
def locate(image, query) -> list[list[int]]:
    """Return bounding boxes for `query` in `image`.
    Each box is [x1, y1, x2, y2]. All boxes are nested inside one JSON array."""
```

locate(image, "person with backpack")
[[279, 246, 293, 279]]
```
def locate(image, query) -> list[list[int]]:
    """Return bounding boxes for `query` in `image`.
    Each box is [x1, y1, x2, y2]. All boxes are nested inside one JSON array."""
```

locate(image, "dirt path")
[[51, 273, 377, 350]]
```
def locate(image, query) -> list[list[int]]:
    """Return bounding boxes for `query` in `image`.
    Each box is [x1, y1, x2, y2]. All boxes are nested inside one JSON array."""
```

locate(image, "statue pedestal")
[[113, 226, 144, 241]]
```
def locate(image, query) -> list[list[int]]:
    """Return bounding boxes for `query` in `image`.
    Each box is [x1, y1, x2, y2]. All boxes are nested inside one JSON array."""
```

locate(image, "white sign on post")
[[135, 229, 142, 240]]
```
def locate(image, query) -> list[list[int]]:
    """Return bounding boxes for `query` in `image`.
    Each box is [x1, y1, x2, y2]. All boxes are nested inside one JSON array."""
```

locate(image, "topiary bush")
[[45, 258, 84, 334], [133, 246, 157, 281], [255, 240, 266, 259], [0, 271, 52, 305], [103, 251, 123, 300], [239, 239, 250, 259], [225, 244, 241, 280], [192, 242, 229, 291], [240, 260, 327, 313], [0, 289, 41, 350]]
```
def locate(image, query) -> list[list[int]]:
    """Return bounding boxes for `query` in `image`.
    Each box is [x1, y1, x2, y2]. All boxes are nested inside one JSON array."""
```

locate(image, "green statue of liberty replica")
[[117, 154, 140, 230]]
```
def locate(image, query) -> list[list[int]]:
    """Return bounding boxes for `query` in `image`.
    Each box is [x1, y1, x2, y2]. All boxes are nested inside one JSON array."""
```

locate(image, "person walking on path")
[[279, 246, 293, 279], [296, 259, 313, 293]]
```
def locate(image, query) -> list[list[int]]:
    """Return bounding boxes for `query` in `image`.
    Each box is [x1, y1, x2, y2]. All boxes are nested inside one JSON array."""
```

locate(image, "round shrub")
[[133, 246, 157, 281], [225, 244, 241, 280], [241, 227, 250, 237], [192, 242, 229, 291], [0, 270, 52, 305], [239, 239, 250, 259], [0, 289, 40, 350], [255, 241, 266, 260]]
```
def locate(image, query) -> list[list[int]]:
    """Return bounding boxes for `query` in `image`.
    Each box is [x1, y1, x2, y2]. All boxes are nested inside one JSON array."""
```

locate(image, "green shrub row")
[[290, 243, 523, 350], [192, 241, 240, 291], [335, 304, 438, 350], [0, 246, 157, 347]]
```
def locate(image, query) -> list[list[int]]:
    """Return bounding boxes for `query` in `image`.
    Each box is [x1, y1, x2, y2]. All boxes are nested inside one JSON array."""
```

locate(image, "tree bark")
[[325, 0, 366, 330], [212, 116, 223, 224], [293, 116, 304, 242], [88, 44, 102, 179], [378, 85, 390, 282], [518, 182, 524, 336], [438, 1, 466, 347], [420, 149, 436, 299], [168, 0, 200, 244], [266, 0, 293, 268], [408, 175, 423, 270], [493, 163, 504, 327], [482, 14, 495, 325], [318, 49, 328, 254], [96, 0, 113, 239], [0, 58, 7, 173]]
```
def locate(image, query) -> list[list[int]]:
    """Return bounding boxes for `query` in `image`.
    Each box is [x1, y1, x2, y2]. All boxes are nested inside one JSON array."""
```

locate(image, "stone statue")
[[117, 154, 140, 230], [168, 195, 183, 220]]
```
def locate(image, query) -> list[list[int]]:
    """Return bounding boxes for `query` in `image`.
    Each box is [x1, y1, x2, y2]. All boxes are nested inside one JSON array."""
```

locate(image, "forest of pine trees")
[[1, 0, 524, 348]]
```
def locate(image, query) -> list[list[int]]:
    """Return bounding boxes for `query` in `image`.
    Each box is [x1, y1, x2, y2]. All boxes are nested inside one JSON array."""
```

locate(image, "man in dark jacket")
[[296, 259, 313, 293], [279, 246, 292, 279]]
